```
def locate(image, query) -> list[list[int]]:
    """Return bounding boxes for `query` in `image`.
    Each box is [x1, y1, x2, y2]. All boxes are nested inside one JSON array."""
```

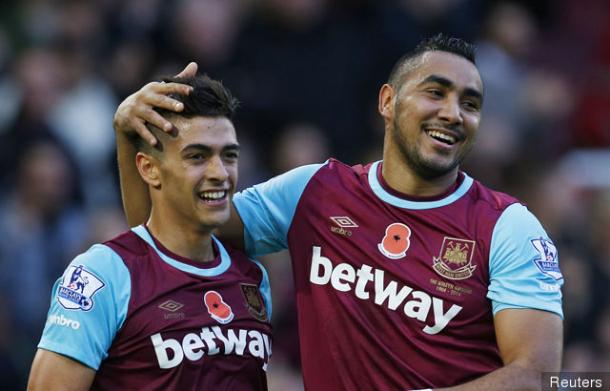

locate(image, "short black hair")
[[156, 74, 239, 119], [387, 33, 477, 88], [130, 74, 239, 154]]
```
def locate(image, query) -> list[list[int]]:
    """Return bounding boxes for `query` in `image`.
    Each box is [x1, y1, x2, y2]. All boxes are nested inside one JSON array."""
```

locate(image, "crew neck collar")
[[131, 225, 231, 277], [367, 160, 473, 210]]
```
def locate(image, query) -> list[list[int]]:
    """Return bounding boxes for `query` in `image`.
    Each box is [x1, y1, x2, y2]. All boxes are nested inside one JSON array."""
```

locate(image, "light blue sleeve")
[[37, 244, 131, 370], [488, 203, 563, 318], [233, 162, 325, 257], [250, 259, 272, 321]]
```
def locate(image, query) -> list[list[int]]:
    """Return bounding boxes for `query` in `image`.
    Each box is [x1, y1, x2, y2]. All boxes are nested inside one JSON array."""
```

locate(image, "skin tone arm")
[[435, 309, 563, 391], [113, 63, 247, 249], [27, 349, 95, 391], [113, 63, 196, 227]]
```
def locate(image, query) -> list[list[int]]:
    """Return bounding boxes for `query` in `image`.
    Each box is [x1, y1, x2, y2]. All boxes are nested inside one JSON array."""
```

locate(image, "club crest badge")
[[240, 283, 268, 322], [432, 237, 477, 280], [531, 238, 562, 280], [204, 291, 234, 324], [57, 265, 105, 311], [378, 223, 411, 259]]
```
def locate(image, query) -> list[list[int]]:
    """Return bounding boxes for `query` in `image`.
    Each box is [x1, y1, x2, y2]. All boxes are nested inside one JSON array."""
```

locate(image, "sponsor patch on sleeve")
[[531, 238, 562, 281], [56, 265, 105, 311]]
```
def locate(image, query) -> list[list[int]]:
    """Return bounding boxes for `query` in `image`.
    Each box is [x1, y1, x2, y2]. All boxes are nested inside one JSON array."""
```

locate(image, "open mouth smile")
[[424, 128, 462, 146], [198, 190, 229, 204]]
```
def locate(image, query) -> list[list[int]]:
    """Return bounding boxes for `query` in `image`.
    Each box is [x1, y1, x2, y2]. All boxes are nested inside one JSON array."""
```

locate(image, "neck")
[[381, 156, 459, 197], [147, 207, 215, 263]]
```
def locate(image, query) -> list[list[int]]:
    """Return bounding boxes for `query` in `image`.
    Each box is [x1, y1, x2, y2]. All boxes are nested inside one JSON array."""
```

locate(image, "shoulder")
[[60, 231, 137, 296], [221, 241, 250, 263], [305, 158, 375, 190], [492, 203, 549, 244], [71, 243, 126, 274], [321, 158, 370, 177], [467, 181, 549, 243], [217, 239, 270, 284], [58, 243, 130, 307], [102, 229, 150, 258], [222, 241, 261, 270], [466, 178, 521, 212]]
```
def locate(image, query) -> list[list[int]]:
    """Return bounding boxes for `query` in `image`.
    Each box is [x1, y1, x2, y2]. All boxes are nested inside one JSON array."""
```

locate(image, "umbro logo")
[[330, 216, 358, 228], [330, 216, 358, 237], [159, 300, 184, 312], [159, 300, 185, 320]]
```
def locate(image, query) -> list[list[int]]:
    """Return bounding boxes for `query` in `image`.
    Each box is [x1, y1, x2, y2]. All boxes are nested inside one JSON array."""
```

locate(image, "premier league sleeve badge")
[[56, 265, 106, 311], [531, 238, 562, 281]]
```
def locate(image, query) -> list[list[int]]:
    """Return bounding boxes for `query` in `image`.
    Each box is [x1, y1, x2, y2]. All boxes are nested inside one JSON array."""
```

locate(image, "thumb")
[[176, 62, 198, 78]]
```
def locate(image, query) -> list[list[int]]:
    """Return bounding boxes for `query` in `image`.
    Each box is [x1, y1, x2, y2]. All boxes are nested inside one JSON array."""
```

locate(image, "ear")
[[378, 84, 395, 121], [136, 152, 161, 188]]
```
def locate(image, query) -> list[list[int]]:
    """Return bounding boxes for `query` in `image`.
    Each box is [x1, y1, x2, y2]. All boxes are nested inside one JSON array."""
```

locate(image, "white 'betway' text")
[[309, 246, 462, 334], [151, 326, 271, 370]]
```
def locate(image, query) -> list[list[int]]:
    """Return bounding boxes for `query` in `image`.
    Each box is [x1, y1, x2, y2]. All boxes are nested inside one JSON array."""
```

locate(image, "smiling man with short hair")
[[28, 75, 272, 391]]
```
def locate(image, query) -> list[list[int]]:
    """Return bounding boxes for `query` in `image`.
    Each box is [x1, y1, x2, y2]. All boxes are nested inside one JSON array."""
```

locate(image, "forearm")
[[437, 309, 562, 391], [115, 130, 151, 227]]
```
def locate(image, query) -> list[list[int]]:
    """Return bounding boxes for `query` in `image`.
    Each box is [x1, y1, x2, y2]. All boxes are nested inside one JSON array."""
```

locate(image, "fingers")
[[176, 62, 198, 78], [114, 64, 197, 145], [132, 119, 158, 146], [125, 81, 188, 137], [153, 82, 192, 100], [137, 107, 173, 132]]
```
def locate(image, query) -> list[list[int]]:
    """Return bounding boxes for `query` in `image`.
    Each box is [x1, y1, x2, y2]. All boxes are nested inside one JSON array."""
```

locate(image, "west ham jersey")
[[38, 225, 272, 390], [233, 159, 563, 390]]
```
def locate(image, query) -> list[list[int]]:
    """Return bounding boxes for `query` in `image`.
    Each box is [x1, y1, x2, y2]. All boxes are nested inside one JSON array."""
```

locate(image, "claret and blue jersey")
[[233, 158, 563, 391], [38, 225, 272, 390]]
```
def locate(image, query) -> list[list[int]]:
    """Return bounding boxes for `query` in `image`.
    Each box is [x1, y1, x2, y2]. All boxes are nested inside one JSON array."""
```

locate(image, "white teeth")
[[427, 130, 456, 144], [200, 191, 226, 200]]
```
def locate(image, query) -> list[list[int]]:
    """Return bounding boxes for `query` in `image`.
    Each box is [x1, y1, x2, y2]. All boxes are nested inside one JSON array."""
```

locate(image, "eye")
[[462, 100, 481, 112], [189, 153, 204, 160], [224, 151, 239, 161], [425, 88, 444, 98], [185, 152, 208, 163]]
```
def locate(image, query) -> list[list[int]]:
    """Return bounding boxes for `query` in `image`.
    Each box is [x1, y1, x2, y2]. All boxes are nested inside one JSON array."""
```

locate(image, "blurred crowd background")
[[0, 0, 609, 389]]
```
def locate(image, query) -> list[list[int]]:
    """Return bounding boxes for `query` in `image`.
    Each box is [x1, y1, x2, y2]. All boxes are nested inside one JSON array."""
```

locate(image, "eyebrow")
[[420, 74, 483, 102], [181, 143, 240, 154]]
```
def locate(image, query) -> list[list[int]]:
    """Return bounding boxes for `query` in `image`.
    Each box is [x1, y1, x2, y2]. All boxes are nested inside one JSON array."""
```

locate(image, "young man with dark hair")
[[28, 75, 272, 390], [113, 34, 563, 390]]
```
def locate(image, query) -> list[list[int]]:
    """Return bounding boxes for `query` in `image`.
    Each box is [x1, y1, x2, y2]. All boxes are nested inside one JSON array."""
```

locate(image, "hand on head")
[[113, 62, 199, 146]]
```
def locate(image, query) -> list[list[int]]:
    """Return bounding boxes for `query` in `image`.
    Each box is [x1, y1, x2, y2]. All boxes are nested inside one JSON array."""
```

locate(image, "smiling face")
[[380, 51, 483, 180], [148, 116, 239, 232]]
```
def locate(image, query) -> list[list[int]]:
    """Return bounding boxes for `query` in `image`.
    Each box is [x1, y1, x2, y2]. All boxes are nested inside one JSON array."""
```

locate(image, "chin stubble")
[[391, 118, 462, 180]]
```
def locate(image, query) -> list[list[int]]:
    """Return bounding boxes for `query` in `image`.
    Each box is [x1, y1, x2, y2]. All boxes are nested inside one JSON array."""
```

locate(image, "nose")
[[438, 95, 463, 125], [206, 155, 229, 182]]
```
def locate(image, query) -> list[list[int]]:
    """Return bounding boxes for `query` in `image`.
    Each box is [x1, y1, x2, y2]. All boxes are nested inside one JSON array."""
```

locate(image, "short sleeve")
[[37, 244, 131, 370], [487, 203, 563, 318], [233, 163, 324, 257]]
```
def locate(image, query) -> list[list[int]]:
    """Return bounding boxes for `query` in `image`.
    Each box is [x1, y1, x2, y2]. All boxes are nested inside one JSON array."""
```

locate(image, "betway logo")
[[310, 246, 462, 335], [151, 326, 271, 370]]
